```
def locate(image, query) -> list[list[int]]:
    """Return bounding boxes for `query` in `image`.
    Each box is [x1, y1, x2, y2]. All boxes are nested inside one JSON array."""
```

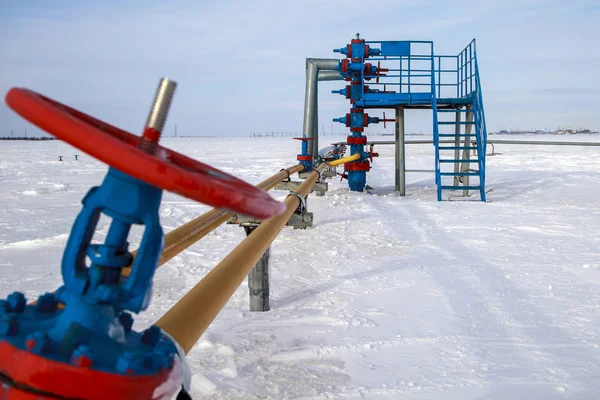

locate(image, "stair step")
[[438, 134, 476, 137], [439, 159, 479, 163], [438, 121, 475, 125], [441, 185, 481, 190], [437, 109, 472, 113], [439, 172, 480, 176], [439, 146, 477, 150]]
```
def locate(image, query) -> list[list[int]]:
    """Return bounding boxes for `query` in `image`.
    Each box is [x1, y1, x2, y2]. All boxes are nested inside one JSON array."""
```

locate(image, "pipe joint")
[[279, 168, 291, 182], [287, 191, 307, 213]]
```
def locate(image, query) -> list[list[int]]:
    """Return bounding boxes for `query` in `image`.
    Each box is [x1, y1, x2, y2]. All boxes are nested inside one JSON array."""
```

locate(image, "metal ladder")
[[434, 101, 486, 201]]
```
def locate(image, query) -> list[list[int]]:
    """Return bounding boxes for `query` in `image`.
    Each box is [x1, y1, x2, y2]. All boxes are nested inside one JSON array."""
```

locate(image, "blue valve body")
[[333, 35, 384, 192], [297, 135, 313, 172], [348, 171, 367, 192], [0, 167, 177, 377]]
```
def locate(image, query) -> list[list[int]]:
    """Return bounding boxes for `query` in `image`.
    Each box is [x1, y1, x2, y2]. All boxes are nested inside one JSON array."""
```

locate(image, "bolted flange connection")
[[332, 35, 387, 192]]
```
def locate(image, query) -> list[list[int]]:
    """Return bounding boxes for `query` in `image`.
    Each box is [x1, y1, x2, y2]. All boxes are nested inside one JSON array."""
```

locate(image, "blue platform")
[[347, 39, 487, 200]]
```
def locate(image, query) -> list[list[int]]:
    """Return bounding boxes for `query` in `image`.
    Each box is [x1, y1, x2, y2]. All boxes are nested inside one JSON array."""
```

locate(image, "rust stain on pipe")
[[155, 163, 328, 354]]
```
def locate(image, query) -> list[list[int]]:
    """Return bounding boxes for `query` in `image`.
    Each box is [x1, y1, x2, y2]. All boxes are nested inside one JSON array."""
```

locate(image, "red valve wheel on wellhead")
[[5, 85, 285, 220]]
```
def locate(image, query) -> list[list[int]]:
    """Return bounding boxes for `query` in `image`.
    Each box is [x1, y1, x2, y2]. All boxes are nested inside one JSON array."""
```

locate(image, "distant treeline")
[[0, 137, 58, 141]]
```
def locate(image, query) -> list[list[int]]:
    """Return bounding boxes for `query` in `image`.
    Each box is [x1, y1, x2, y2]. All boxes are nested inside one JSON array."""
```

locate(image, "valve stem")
[[139, 77, 177, 154]]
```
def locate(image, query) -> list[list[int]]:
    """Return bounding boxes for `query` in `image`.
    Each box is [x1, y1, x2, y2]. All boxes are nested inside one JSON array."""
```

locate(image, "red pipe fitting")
[[344, 161, 371, 171], [347, 136, 367, 145]]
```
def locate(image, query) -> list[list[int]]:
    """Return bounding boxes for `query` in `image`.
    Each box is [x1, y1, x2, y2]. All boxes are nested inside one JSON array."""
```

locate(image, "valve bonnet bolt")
[[141, 325, 161, 347], [36, 293, 59, 313], [118, 312, 134, 333], [7, 292, 26, 313]]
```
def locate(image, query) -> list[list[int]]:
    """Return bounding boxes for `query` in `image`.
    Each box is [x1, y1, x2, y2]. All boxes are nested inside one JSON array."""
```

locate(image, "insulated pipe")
[[313, 87, 319, 160], [327, 153, 360, 167], [125, 164, 304, 274], [334, 140, 600, 147], [30, 165, 304, 304], [308, 59, 341, 71], [304, 62, 318, 159], [396, 107, 406, 195], [318, 71, 344, 81], [303, 58, 341, 161], [155, 163, 329, 354]]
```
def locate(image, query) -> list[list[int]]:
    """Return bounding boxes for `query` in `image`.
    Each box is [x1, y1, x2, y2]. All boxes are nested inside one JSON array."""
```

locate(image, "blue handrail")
[[474, 54, 487, 185], [358, 39, 479, 104], [431, 43, 441, 196]]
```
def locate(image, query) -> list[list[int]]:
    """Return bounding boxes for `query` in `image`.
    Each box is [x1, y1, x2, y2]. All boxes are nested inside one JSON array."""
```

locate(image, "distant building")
[[492, 128, 596, 135], [553, 129, 593, 135]]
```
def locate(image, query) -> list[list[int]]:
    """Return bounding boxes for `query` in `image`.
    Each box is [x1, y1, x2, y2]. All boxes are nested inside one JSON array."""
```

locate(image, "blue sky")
[[1, 0, 598, 137]]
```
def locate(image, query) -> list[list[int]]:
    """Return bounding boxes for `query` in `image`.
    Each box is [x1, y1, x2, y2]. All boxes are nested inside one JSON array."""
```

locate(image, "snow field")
[[0, 135, 599, 399]]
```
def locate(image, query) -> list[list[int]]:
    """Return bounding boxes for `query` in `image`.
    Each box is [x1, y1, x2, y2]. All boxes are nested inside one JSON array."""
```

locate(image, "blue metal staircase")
[[433, 40, 487, 201], [332, 37, 488, 201]]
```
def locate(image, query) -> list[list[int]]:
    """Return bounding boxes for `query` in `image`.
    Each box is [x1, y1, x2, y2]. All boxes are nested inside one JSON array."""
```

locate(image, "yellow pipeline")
[[125, 164, 304, 273], [29, 164, 304, 304], [326, 153, 360, 167], [155, 163, 328, 354]]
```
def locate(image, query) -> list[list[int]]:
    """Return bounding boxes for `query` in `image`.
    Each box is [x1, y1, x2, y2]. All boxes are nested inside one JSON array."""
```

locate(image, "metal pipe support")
[[155, 163, 329, 354]]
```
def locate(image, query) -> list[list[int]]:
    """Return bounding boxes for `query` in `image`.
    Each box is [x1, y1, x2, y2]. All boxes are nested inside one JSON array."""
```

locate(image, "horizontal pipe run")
[[29, 165, 304, 304], [334, 140, 600, 147], [155, 163, 329, 354], [306, 58, 340, 71], [317, 71, 343, 81], [334, 140, 437, 145], [326, 153, 360, 167], [485, 139, 600, 146], [125, 164, 305, 274]]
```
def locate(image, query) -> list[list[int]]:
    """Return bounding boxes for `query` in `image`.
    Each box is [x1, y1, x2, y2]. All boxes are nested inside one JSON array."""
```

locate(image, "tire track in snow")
[[390, 199, 600, 397]]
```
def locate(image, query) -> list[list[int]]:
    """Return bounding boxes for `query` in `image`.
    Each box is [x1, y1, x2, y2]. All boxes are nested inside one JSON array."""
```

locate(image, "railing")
[[431, 43, 440, 185], [458, 39, 477, 99], [357, 39, 479, 106], [473, 55, 487, 183], [433, 39, 478, 100], [359, 41, 436, 106]]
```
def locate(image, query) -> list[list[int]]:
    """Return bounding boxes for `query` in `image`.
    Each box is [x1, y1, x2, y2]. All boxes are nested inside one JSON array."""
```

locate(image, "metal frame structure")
[[311, 36, 489, 200], [0, 80, 309, 399]]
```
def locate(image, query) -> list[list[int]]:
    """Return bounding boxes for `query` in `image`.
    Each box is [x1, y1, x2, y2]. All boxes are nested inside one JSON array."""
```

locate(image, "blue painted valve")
[[0, 77, 284, 399], [332, 34, 386, 192], [0, 79, 184, 400], [295, 134, 315, 172]]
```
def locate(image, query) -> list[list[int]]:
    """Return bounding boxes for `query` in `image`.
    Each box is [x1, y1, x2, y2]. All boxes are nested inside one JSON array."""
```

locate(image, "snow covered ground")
[[1, 135, 599, 399]]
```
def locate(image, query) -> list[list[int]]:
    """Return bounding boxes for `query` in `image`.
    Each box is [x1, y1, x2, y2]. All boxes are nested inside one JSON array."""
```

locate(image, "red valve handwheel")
[[376, 61, 388, 84], [5, 88, 285, 220], [381, 111, 395, 129], [369, 145, 379, 162]]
